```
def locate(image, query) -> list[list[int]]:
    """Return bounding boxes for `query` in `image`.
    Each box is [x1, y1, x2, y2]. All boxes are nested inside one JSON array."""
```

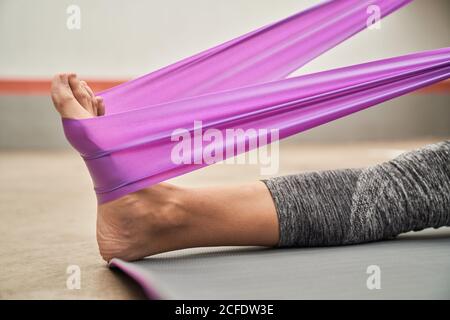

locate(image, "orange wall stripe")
[[0, 78, 449, 95], [415, 79, 450, 93], [0, 79, 127, 95]]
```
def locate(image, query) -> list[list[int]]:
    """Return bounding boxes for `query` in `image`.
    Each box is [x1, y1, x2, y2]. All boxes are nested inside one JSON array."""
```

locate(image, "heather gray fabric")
[[114, 228, 450, 299], [263, 140, 450, 247]]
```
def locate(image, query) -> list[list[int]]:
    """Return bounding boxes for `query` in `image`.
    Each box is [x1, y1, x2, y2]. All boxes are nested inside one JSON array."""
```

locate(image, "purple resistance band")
[[62, 0, 450, 204]]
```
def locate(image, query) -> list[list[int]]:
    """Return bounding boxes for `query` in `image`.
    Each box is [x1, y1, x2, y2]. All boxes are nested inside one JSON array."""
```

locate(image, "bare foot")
[[51, 73, 189, 261], [51, 73, 279, 262]]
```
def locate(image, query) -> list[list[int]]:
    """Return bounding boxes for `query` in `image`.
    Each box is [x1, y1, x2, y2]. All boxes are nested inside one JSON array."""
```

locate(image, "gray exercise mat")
[[110, 227, 450, 299]]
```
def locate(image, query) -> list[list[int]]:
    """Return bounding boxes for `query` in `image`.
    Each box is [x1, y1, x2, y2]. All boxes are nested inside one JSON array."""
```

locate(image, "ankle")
[[143, 184, 192, 231]]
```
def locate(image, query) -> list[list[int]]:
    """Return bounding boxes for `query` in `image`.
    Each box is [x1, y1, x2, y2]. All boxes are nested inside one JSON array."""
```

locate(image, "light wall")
[[0, 0, 449, 148]]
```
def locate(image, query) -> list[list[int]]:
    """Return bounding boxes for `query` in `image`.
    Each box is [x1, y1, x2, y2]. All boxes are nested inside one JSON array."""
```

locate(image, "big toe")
[[51, 74, 74, 105]]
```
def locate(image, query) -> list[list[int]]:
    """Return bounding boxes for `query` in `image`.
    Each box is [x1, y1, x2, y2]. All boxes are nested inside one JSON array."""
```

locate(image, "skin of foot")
[[51, 73, 280, 262]]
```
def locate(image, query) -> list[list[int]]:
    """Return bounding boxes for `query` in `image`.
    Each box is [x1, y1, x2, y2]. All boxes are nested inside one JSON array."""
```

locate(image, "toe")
[[51, 73, 76, 107], [68, 74, 95, 115], [96, 96, 106, 116], [81, 80, 98, 115]]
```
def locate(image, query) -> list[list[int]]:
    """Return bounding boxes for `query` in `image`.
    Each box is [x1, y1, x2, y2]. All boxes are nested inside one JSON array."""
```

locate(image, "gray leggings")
[[263, 141, 450, 247]]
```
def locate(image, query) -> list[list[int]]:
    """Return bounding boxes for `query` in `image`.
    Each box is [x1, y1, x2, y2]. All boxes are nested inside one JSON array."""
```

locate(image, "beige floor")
[[0, 138, 446, 299]]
